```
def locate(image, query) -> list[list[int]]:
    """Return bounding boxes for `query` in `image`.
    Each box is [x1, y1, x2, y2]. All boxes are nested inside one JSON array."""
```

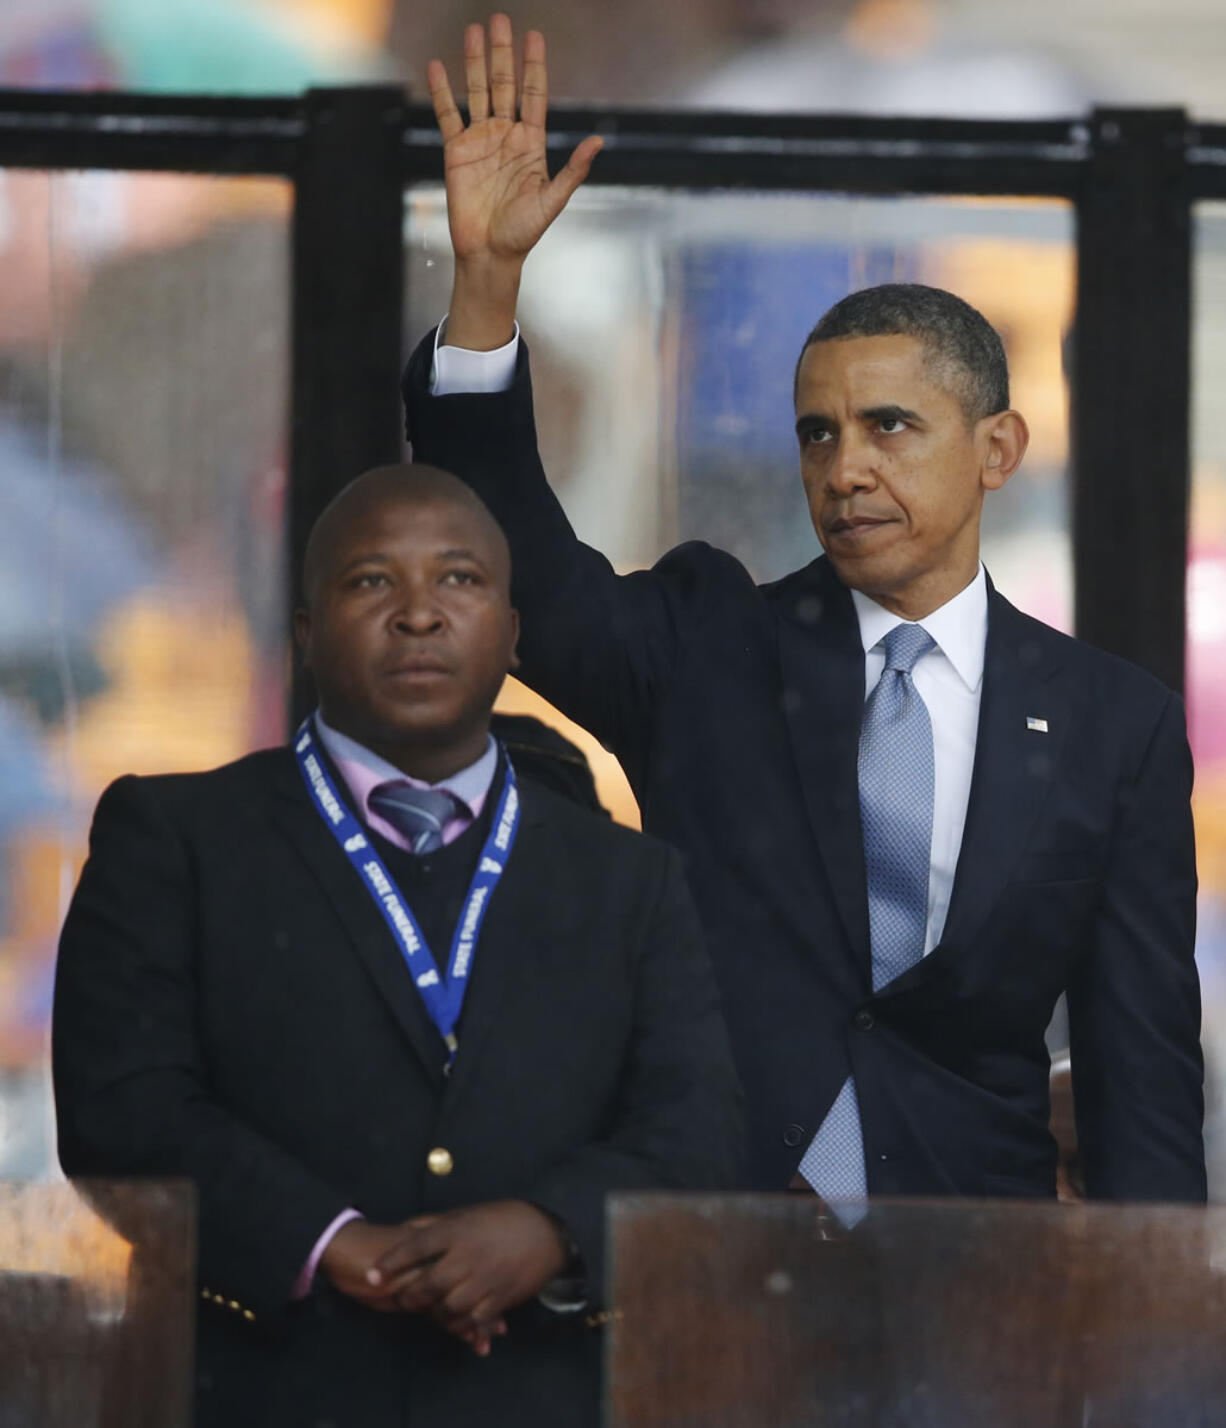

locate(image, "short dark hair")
[[795, 283, 1009, 423]]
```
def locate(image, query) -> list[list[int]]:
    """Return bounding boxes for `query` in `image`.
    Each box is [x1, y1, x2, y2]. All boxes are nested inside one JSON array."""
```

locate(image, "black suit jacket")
[[53, 749, 742, 1427], [404, 331, 1206, 1203]]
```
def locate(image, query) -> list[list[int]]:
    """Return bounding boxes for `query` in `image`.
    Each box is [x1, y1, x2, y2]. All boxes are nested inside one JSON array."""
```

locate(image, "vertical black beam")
[[290, 85, 407, 723], [1072, 108, 1192, 693]]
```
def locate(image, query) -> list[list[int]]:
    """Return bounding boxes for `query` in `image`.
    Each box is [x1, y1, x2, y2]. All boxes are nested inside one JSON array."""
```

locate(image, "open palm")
[[428, 16, 601, 266]]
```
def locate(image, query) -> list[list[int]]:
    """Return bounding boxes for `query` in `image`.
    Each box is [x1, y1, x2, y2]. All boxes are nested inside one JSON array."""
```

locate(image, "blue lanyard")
[[293, 716, 520, 1068]]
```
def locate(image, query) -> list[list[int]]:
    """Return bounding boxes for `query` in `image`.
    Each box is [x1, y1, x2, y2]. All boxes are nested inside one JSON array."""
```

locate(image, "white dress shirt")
[[432, 318, 520, 396], [430, 320, 988, 955], [851, 567, 987, 955]]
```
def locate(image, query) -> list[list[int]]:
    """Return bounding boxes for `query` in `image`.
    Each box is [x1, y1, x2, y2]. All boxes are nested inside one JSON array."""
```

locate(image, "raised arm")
[[409, 17, 740, 781]]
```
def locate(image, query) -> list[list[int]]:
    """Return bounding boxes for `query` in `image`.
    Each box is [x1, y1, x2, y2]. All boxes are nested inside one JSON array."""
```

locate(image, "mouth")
[[824, 514, 895, 541], [383, 660, 452, 679]]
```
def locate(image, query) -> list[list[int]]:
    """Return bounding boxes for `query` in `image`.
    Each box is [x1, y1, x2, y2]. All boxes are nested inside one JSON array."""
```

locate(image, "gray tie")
[[368, 782, 462, 855], [799, 622, 936, 1200]]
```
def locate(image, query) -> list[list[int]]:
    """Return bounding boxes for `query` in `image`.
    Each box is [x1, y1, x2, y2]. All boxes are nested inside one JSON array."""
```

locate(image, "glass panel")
[[1192, 202, 1226, 1202], [0, 170, 290, 1181], [405, 186, 1075, 828], [608, 1194, 1226, 1427]]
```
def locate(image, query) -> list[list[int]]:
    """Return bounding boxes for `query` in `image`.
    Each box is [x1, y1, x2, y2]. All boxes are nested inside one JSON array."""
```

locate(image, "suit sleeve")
[[405, 328, 705, 780], [524, 844, 744, 1302], [1067, 690, 1206, 1200], [53, 776, 354, 1318]]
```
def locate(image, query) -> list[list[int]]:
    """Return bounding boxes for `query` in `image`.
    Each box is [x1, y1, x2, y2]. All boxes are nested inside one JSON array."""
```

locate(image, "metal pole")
[[1072, 107, 1192, 693], [289, 85, 407, 724]]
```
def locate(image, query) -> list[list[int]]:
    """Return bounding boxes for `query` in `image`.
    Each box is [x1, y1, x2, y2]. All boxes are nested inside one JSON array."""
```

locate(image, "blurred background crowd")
[[1, 0, 1225, 1201]]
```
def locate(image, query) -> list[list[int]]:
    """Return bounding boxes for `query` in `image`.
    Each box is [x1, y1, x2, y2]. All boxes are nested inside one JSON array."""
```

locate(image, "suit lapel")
[[269, 753, 448, 1087], [903, 587, 1068, 980], [774, 559, 871, 978]]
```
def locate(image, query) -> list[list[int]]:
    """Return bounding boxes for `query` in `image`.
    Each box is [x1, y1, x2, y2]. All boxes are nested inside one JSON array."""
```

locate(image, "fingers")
[[488, 12, 517, 122], [380, 1256, 440, 1300], [430, 1277, 506, 1339], [427, 60, 463, 143], [456, 1298, 504, 1341], [520, 29, 547, 131], [368, 1222, 447, 1286], [454, 1309, 507, 1357], [390, 1254, 464, 1314], [464, 22, 489, 124], [429, 1285, 505, 1352], [463, 1296, 502, 1327], [542, 134, 604, 222]]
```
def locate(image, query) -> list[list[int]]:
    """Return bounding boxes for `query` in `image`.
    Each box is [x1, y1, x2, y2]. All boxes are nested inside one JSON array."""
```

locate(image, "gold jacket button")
[[228, 1300, 241, 1312], [426, 1147, 454, 1177], [243, 1309, 256, 1322]]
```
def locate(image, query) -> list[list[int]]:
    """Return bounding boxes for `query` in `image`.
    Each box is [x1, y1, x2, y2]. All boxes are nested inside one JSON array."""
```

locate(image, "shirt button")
[[853, 1009, 875, 1031], [782, 1124, 806, 1148], [427, 1147, 454, 1177]]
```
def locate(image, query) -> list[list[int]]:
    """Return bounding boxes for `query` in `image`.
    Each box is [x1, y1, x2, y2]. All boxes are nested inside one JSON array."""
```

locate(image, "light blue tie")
[[368, 782, 462, 855], [799, 622, 936, 1200]]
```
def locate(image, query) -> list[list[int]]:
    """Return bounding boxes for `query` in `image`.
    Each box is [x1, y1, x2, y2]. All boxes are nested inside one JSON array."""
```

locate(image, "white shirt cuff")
[[537, 1275, 589, 1314], [430, 315, 520, 396]]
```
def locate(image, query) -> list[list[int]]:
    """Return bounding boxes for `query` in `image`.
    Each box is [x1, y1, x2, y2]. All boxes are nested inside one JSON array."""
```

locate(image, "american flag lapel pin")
[[1026, 716, 1049, 733]]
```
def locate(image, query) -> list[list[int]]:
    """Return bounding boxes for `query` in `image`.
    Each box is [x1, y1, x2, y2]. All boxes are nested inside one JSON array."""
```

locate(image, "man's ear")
[[980, 409, 1029, 492], [293, 607, 312, 668], [508, 607, 521, 673]]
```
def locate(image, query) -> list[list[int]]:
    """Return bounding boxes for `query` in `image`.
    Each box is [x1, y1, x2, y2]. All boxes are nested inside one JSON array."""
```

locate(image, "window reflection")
[[0, 170, 289, 1179]]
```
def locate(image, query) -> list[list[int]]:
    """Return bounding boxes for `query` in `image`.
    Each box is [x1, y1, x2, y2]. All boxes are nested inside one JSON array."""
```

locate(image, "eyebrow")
[[336, 546, 487, 576], [860, 404, 922, 424], [337, 552, 392, 577], [795, 404, 923, 436]]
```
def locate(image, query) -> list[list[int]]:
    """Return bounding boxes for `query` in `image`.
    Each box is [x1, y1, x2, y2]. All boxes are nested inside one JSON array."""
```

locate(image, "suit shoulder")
[[651, 539, 758, 595], [1001, 602, 1177, 718], [95, 747, 292, 818], [517, 775, 678, 869], [757, 556, 826, 599]]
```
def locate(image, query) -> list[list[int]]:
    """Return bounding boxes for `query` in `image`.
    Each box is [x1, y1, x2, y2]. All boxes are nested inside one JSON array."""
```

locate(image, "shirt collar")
[[312, 710, 499, 810], [849, 564, 988, 693]]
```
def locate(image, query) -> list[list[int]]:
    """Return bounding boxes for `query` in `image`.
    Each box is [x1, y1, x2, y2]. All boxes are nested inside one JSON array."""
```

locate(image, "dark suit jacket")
[[404, 331, 1206, 1204], [53, 748, 742, 1427]]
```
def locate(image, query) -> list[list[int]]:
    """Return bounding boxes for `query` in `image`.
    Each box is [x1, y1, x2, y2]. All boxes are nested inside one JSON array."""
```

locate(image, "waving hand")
[[428, 15, 602, 348]]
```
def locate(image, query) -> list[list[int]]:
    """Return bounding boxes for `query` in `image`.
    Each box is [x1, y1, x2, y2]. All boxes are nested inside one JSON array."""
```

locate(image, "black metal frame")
[[3, 89, 1224, 712]]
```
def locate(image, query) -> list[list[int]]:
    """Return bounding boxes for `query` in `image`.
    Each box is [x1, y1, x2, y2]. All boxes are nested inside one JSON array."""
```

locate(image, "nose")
[[390, 579, 444, 635], [821, 429, 878, 497]]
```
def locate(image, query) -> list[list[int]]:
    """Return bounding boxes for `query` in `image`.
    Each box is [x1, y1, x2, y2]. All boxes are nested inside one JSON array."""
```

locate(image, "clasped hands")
[[319, 1200, 570, 1357]]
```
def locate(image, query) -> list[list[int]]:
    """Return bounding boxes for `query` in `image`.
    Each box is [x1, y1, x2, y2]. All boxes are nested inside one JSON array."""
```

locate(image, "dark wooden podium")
[[0, 1181, 194, 1428], [607, 1195, 1226, 1428]]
